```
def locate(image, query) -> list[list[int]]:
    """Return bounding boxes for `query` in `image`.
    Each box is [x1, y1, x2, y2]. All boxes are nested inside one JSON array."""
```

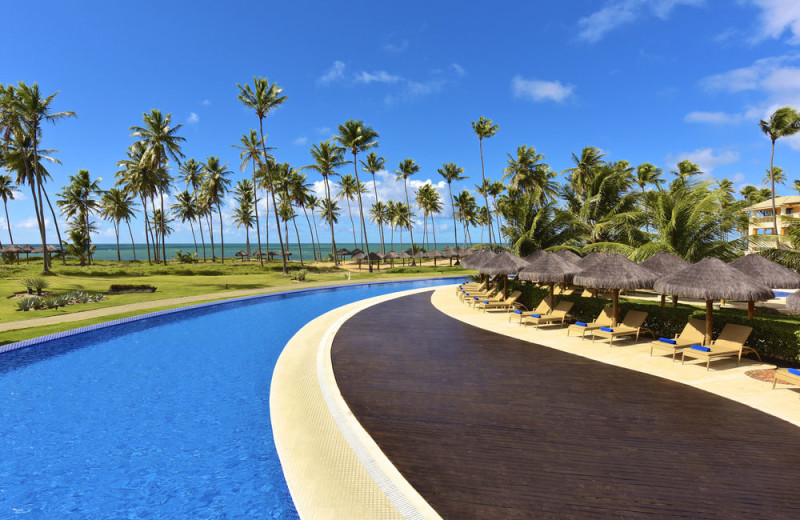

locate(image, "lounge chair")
[[649, 318, 706, 361], [591, 310, 651, 347], [523, 301, 574, 329], [468, 289, 502, 308], [681, 323, 759, 370], [461, 285, 496, 303], [772, 368, 800, 390], [510, 299, 553, 324], [567, 308, 613, 339], [458, 281, 487, 301], [476, 290, 522, 312]]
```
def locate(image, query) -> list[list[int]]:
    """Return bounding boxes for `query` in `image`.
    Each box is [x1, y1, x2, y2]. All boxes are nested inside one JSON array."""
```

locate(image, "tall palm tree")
[[202, 156, 232, 263], [237, 76, 289, 273], [100, 188, 137, 262], [335, 120, 379, 271], [288, 171, 317, 261], [386, 200, 399, 250], [487, 180, 505, 246], [307, 194, 323, 261], [437, 162, 466, 259], [361, 151, 387, 253], [471, 116, 498, 245], [635, 163, 663, 194], [0, 173, 16, 246], [453, 190, 477, 248], [306, 140, 347, 264], [760, 106, 800, 238], [57, 169, 100, 265], [233, 179, 256, 259], [670, 160, 703, 185], [394, 158, 420, 262], [118, 143, 156, 263], [763, 166, 787, 195], [319, 198, 341, 259], [130, 109, 183, 265], [369, 201, 389, 254], [233, 130, 267, 266], [392, 201, 413, 254], [564, 146, 605, 198], [416, 183, 443, 251], [503, 145, 557, 204], [150, 208, 174, 256], [172, 190, 199, 255], [337, 174, 367, 248], [13, 82, 76, 272]]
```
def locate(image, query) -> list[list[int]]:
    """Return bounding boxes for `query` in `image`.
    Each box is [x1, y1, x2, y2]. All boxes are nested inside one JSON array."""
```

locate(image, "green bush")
[[290, 269, 308, 281], [17, 298, 36, 311], [109, 284, 156, 293], [173, 250, 198, 264], [20, 277, 49, 295]]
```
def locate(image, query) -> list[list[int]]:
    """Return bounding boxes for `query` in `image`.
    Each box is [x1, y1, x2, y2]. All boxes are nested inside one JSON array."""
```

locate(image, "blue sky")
[[4, 0, 800, 244]]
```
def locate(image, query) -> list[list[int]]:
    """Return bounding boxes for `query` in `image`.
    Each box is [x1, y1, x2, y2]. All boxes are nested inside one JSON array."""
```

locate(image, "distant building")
[[744, 195, 800, 247]]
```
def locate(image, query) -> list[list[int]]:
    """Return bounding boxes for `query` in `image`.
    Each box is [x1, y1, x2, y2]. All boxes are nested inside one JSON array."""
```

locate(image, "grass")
[[0, 257, 469, 344]]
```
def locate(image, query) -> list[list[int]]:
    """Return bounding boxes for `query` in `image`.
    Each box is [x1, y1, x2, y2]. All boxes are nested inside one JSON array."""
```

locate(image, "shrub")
[[109, 284, 156, 293], [290, 269, 308, 281], [174, 250, 198, 264], [17, 298, 36, 311]]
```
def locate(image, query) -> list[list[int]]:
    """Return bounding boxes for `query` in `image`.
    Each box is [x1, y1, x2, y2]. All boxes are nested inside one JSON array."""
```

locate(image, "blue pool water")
[[0, 278, 458, 519], [773, 290, 792, 298]]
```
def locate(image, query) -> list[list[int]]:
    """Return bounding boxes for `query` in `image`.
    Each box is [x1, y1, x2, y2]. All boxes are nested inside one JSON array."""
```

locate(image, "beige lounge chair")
[[772, 368, 800, 390], [468, 289, 502, 307], [649, 318, 706, 360], [567, 308, 613, 339], [591, 310, 650, 347], [681, 323, 759, 370], [461, 285, 497, 303], [523, 300, 574, 329], [510, 299, 553, 324], [458, 281, 488, 301], [476, 290, 522, 312]]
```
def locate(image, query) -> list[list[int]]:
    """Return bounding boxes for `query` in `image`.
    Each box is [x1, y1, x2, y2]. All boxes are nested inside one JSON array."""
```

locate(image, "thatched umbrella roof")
[[336, 248, 351, 256], [0, 244, 25, 253], [412, 250, 427, 259], [235, 250, 248, 256], [383, 250, 400, 259], [730, 253, 800, 288], [281, 251, 292, 257], [428, 249, 444, 258], [451, 246, 470, 256], [518, 252, 580, 307], [555, 249, 582, 264], [396, 251, 410, 259], [522, 250, 549, 264], [350, 248, 364, 255], [639, 252, 691, 277], [478, 251, 528, 276], [575, 251, 608, 270], [368, 251, 384, 260], [351, 251, 366, 260], [574, 254, 659, 326], [461, 249, 497, 270], [268, 250, 280, 256], [786, 290, 800, 312], [252, 250, 265, 257], [440, 246, 453, 254], [654, 257, 774, 343], [31, 245, 62, 253], [19, 244, 34, 253]]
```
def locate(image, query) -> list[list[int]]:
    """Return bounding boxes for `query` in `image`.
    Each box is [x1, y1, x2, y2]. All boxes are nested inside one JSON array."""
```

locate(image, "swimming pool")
[[0, 278, 459, 518]]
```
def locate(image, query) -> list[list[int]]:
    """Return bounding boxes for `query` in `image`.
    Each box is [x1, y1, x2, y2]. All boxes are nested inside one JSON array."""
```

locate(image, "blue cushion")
[[574, 321, 587, 327], [600, 326, 614, 332], [482, 300, 489, 304], [659, 338, 677, 345], [789, 368, 800, 377], [513, 309, 522, 314], [530, 313, 541, 318], [691, 345, 711, 352]]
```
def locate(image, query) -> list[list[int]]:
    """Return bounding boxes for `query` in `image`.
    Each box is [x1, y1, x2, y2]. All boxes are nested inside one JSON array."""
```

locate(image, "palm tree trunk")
[[114, 220, 121, 262], [218, 204, 224, 263], [302, 205, 317, 261], [4, 201, 13, 244], [245, 226, 251, 260], [41, 187, 66, 265], [372, 173, 385, 254], [28, 181, 48, 272], [126, 219, 137, 261], [346, 199, 357, 248], [478, 138, 493, 247], [159, 186, 167, 265], [251, 162, 264, 267], [404, 179, 416, 265], [141, 196, 152, 264], [448, 183, 458, 265], [323, 176, 338, 265], [198, 216, 206, 262], [189, 220, 197, 254], [207, 212, 215, 262], [293, 217, 304, 266], [258, 118, 287, 274], [30, 137, 51, 272], [352, 157, 372, 273], [770, 140, 779, 243], [390, 225, 394, 251], [264, 189, 270, 262], [149, 196, 158, 262], [310, 206, 322, 261]]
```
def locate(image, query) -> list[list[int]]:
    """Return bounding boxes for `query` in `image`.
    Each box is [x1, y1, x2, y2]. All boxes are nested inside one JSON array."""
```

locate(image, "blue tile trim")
[[0, 276, 464, 356]]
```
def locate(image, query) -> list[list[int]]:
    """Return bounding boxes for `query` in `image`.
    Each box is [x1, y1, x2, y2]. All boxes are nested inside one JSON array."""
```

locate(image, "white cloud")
[[667, 148, 740, 175], [354, 70, 401, 84], [18, 216, 45, 229], [684, 111, 744, 124], [511, 75, 574, 102], [383, 39, 409, 53], [201, 99, 211, 106], [293, 136, 308, 146], [749, 0, 800, 43], [577, 0, 704, 43], [319, 60, 346, 85], [450, 63, 466, 77], [700, 55, 800, 93], [187, 112, 199, 124]]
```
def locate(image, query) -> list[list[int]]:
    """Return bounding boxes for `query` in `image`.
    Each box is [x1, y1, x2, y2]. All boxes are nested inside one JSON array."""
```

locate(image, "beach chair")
[[591, 310, 650, 347], [680, 323, 758, 370], [567, 308, 613, 339], [468, 289, 502, 308], [510, 299, 553, 324], [476, 290, 522, 312], [523, 301, 574, 329], [458, 281, 487, 301], [772, 368, 800, 390], [649, 318, 706, 360], [460, 284, 495, 303]]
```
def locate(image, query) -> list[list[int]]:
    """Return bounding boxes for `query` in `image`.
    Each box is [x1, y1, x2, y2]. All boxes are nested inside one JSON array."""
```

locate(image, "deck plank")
[[331, 291, 800, 519]]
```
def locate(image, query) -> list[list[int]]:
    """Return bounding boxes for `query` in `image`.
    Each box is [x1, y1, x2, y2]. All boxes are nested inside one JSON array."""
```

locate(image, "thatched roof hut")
[[0, 244, 25, 264], [478, 251, 529, 297], [575, 251, 608, 270], [32, 245, 61, 253], [337, 248, 351, 256], [19, 244, 34, 253], [412, 250, 427, 259], [639, 252, 691, 277], [573, 254, 659, 326], [555, 249, 582, 264], [653, 257, 774, 343], [462, 249, 497, 270], [522, 250, 549, 264], [730, 254, 800, 288], [786, 290, 800, 313], [235, 250, 248, 261], [518, 251, 580, 307], [252, 250, 265, 257]]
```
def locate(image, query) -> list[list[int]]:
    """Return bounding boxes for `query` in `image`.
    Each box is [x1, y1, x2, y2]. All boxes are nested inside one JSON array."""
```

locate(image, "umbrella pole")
[[549, 282, 555, 309], [672, 295, 678, 307], [612, 288, 620, 327], [748, 300, 754, 319], [660, 294, 666, 307], [503, 276, 508, 298], [705, 299, 713, 345]]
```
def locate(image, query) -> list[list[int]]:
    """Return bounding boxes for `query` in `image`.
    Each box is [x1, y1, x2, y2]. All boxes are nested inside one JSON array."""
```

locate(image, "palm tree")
[[232, 179, 256, 259], [793, 180, 800, 196], [288, 171, 317, 261], [453, 190, 477, 248], [202, 156, 232, 263], [670, 160, 703, 184], [150, 208, 174, 256], [361, 152, 387, 253], [177, 159, 206, 259], [306, 140, 347, 264], [564, 146, 606, 198], [437, 162, 466, 260], [0, 173, 16, 246], [369, 201, 390, 254], [13, 82, 76, 272], [487, 180, 505, 246], [386, 200, 399, 250], [635, 163, 663, 193], [416, 183, 443, 251], [472, 116, 498, 245], [319, 198, 341, 259], [392, 201, 413, 254], [335, 120, 379, 271], [760, 106, 800, 237], [130, 109, 184, 265], [57, 169, 100, 265], [237, 76, 289, 273], [117, 143, 156, 263], [394, 158, 420, 263], [100, 187, 137, 262], [307, 194, 324, 261], [172, 190, 200, 255], [233, 130, 267, 266], [763, 166, 787, 195], [337, 174, 367, 248], [503, 145, 557, 204]]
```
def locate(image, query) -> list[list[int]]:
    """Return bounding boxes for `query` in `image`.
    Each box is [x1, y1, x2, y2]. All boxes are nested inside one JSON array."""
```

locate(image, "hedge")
[[508, 280, 800, 363]]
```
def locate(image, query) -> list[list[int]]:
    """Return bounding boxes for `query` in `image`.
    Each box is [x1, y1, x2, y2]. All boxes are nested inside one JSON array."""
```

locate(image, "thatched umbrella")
[[555, 249, 582, 264], [462, 249, 497, 270], [351, 251, 366, 270], [19, 244, 34, 263], [428, 249, 444, 267], [32, 244, 61, 254], [654, 257, 774, 345], [384, 250, 400, 267], [442, 245, 456, 266], [639, 252, 691, 307], [0, 244, 25, 264], [730, 254, 800, 317], [267, 250, 279, 260], [522, 250, 549, 264], [573, 254, 658, 327], [397, 250, 411, 266], [786, 290, 800, 313], [235, 250, 248, 262], [575, 251, 607, 270], [518, 251, 580, 308], [368, 251, 384, 270], [478, 251, 529, 297]]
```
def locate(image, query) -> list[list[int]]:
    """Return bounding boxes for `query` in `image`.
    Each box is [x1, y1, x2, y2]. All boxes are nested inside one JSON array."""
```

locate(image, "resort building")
[[745, 195, 800, 247]]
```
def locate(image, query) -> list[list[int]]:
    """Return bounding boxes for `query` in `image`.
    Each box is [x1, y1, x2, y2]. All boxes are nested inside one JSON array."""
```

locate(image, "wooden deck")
[[331, 291, 800, 519]]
